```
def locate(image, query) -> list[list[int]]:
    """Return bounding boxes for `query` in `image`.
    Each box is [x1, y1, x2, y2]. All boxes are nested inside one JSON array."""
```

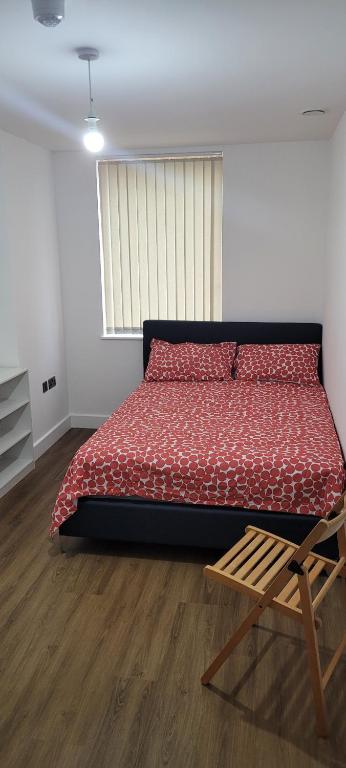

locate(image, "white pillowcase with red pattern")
[[235, 343, 320, 385], [145, 339, 320, 385], [145, 339, 237, 381]]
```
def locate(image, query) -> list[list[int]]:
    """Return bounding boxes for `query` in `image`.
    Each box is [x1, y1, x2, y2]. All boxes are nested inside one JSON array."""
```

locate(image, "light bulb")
[[83, 128, 104, 153]]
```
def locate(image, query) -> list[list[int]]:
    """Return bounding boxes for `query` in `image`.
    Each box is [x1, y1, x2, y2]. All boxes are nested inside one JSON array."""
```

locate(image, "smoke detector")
[[31, 0, 65, 27]]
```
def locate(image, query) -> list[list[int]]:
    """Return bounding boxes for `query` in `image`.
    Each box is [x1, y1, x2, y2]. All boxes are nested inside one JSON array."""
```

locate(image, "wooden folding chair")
[[201, 491, 346, 737]]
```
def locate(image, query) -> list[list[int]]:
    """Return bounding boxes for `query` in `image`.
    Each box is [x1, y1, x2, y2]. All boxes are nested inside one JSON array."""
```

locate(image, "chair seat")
[[205, 525, 337, 620]]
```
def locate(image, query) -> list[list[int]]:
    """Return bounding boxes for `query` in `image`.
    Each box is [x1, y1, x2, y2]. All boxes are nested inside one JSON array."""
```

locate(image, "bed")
[[56, 320, 345, 557]]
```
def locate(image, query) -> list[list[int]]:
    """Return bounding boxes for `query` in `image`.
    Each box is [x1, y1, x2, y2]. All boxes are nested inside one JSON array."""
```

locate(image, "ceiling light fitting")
[[77, 48, 105, 153], [301, 109, 326, 117], [31, 0, 65, 27]]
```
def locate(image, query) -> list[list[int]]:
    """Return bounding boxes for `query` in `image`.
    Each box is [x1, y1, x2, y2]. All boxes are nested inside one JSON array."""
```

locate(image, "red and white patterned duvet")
[[50, 381, 345, 536]]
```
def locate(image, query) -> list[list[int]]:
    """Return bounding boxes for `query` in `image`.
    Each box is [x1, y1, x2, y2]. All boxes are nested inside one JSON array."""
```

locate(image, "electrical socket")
[[42, 381, 48, 393], [48, 376, 56, 390]]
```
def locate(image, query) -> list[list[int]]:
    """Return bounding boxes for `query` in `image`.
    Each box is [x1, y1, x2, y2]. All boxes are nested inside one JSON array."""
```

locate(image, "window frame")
[[97, 152, 223, 339]]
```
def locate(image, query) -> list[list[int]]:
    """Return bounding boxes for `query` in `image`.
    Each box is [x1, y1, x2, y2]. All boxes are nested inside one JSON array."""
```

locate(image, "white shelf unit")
[[0, 368, 34, 498]]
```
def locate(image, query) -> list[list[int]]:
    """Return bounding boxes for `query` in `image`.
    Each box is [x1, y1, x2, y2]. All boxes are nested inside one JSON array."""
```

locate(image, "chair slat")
[[245, 541, 285, 585], [312, 556, 346, 611], [214, 529, 256, 570], [255, 545, 295, 591], [223, 534, 265, 574], [277, 574, 298, 603], [235, 537, 275, 580], [288, 559, 325, 609], [277, 555, 314, 604], [246, 525, 297, 548], [247, 524, 339, 568], [204, 565, 265, 600]]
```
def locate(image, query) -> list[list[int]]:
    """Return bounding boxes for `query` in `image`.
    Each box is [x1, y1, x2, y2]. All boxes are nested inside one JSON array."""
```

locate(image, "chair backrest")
[[317, 509, 346, 544], [295, 491, 346, 562], [259, 491, 346, 607]]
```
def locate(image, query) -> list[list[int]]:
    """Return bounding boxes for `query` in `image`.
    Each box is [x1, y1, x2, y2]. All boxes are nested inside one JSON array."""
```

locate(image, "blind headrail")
[[98, 152, 223, 164]]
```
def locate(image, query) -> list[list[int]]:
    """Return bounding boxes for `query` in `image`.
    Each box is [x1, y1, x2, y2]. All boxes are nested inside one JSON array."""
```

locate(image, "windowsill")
[[100, 332, 143, 340]]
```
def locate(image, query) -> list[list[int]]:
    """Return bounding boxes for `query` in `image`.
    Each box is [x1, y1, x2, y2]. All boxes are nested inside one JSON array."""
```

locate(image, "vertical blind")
[[97, 155, 223, 334]]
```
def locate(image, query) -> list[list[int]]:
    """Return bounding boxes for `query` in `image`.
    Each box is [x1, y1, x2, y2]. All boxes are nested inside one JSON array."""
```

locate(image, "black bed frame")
[[59, 319, 338, 557]]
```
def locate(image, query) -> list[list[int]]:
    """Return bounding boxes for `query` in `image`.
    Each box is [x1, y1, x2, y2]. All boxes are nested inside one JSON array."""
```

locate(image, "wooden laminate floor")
[[0, 429, 345, 768]]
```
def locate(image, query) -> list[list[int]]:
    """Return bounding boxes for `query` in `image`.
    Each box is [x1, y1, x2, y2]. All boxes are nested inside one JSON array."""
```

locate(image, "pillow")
[[235, 343, 320, 385], [145, 339, 237, 382]]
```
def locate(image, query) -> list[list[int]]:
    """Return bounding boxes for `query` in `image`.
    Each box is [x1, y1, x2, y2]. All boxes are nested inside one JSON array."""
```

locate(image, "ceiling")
[[1, 0, 346, 151]]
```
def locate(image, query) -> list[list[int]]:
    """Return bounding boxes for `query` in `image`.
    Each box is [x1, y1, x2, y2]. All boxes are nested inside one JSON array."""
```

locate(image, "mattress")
[[50, 380, 345, 536]]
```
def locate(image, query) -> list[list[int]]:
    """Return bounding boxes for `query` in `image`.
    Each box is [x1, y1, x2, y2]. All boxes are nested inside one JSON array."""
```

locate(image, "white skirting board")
[[0, 459, 35, 499], [1, 414, 108, 497], [33, 413, 107, 460], [33, 415, 71, 459], [70, 414, 109, 429]]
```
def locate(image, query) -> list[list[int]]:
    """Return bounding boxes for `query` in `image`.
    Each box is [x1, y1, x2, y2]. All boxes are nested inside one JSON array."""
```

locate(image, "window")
[[97, 154, 223, 336]]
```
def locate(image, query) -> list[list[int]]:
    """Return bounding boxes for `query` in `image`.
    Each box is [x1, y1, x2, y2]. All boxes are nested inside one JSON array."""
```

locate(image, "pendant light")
[[77, 48, 105, 153]]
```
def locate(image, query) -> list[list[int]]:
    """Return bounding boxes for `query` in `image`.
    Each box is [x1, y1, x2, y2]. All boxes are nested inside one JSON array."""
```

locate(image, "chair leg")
[[298, 572, 328, 738], [322, 574, 346, 687], [201, 603, 264, 685]]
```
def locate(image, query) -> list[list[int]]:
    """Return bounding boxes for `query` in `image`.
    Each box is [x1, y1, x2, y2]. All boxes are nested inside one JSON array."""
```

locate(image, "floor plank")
[[0, 428, 345, 768]]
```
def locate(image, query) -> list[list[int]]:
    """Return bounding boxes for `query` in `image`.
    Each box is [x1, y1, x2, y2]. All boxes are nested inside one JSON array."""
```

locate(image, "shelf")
[[0, 366, 34, 497], [0, 456, 35, 498], [0, 429, 32, 457], [0, 367, 27, 386], [0, 399, 30, 421]]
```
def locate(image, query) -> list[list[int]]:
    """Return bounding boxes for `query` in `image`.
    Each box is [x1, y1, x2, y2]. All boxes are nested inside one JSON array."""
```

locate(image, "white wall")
[[0, 129, 69, 452], [222, 142, 328, 321], [323, 113, 346, 455], [0, 200, 17, 366], [53, 140, 328, 422], [53, 152, 142, 424]]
